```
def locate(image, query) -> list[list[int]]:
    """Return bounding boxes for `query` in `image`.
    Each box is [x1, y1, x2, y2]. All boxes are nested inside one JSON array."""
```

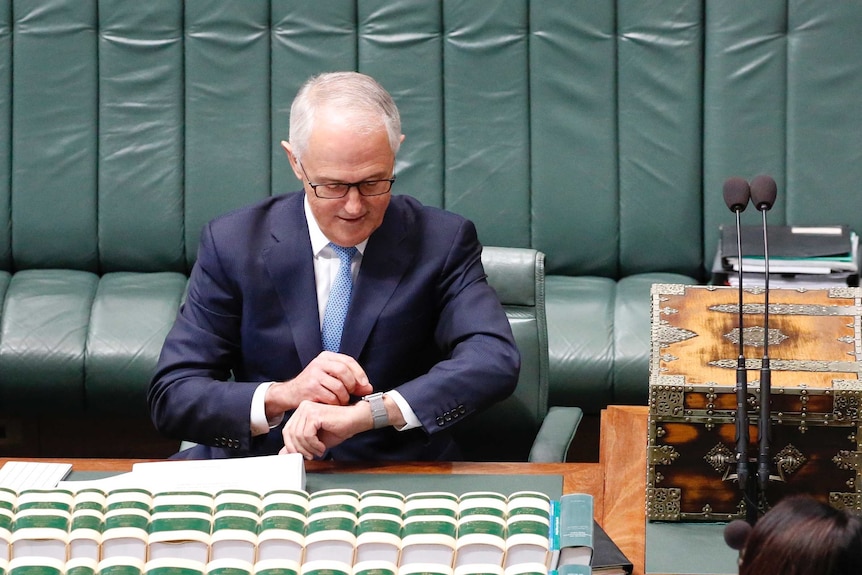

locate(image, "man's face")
[[284, 111, 396, 248]]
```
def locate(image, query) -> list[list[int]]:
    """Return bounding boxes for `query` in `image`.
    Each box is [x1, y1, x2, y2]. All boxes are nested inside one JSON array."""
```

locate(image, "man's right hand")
[[264, 351, 373, 420]]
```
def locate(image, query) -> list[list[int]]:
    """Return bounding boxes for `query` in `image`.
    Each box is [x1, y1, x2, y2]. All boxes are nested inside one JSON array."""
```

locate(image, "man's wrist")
[[252, 381, 282, 435], [363, 392, 389, 429]]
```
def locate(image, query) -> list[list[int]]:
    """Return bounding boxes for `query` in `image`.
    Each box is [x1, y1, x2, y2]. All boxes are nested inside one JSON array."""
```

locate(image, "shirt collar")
[[303, 194, 368, 256]]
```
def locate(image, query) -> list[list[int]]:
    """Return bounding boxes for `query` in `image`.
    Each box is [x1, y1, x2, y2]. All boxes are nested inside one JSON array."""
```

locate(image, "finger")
[[322, 353, 372, 396], [316, 371, 352, 405], [281, 410, 310, 458], [341, 356, 372, 392], [290, 405, 327, 459], [293, 430, 325, 460], [300, 413, 327, 458], [352, 378, 374, 396]]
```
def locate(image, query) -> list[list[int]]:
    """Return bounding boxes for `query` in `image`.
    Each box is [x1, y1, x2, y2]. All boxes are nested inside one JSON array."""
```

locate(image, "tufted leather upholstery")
[[1, 2, 862, 456]]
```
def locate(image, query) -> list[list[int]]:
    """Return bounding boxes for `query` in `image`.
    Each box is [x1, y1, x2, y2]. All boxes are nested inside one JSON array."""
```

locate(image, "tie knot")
[[329, 243, 358, 264]]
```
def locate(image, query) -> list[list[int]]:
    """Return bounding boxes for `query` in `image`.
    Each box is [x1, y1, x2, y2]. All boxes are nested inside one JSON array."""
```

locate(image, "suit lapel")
[[262, 194, 322, 367], [340, 198, 415, 359]]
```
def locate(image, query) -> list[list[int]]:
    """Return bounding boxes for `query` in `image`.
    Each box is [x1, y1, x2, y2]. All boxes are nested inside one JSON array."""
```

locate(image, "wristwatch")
[[363, 392, 389, 429]]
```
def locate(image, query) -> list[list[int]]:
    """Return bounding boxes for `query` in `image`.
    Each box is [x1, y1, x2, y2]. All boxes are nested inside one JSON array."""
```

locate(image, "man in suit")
[[148, 71, 520, 461]]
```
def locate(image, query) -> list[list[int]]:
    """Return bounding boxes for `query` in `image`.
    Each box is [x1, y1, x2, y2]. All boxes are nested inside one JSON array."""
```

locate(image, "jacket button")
[[436, 416, 445, 426]]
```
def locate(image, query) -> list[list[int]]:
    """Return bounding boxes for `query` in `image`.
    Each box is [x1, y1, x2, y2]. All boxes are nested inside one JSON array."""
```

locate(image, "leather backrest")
[[0, 1, 860, 281], [702, 2, 862, 262], [453, 246, 549, 461]]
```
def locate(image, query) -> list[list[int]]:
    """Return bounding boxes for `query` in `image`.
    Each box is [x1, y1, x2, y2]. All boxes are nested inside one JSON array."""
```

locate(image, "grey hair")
[[289, 71, 402, 161]]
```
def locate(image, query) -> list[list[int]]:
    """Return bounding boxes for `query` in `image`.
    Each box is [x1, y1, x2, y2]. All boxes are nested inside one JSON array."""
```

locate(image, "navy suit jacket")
[[148, 192, 519, 460]]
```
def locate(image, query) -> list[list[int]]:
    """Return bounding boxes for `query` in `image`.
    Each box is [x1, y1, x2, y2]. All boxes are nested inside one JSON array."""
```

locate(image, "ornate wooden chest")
[[646, 284, 862, 522]]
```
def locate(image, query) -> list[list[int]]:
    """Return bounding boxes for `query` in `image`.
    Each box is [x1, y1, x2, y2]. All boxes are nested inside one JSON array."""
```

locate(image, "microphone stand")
[[751, 175, 777, 498], [758, 209, 771, 494], [722, 176, 756, 525], [733, 206, 757, 526]]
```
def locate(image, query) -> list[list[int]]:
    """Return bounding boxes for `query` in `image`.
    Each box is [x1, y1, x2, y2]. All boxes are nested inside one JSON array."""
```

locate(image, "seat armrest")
[[528, 406, 583, 463]]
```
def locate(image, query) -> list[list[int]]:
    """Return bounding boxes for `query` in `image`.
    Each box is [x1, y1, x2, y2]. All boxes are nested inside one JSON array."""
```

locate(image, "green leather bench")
[[1, 1, 861, 457]]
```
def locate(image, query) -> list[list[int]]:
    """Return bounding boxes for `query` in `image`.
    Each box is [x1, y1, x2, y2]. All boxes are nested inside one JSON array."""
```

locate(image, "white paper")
[[0, 461, 72, 491], [57, 454, 306, 494]]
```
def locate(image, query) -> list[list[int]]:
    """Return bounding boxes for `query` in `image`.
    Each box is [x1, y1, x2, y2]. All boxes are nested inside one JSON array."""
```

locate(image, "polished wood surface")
[[0, 407, 650, 574], [600, 405, 649, 575], [656, 285, 858, 391]]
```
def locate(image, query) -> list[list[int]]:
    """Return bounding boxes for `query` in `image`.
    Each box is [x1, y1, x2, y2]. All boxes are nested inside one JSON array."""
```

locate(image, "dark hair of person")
[[738, 495, 862, 575]]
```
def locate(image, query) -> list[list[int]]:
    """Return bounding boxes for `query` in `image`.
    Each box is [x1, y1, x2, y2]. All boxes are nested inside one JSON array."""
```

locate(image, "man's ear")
[[281, 140, 303, 181]]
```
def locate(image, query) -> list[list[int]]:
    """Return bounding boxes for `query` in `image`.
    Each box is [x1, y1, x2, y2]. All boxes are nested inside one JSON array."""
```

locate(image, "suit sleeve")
[[147, 222, 259, 451], [393, 219, 520, 433]]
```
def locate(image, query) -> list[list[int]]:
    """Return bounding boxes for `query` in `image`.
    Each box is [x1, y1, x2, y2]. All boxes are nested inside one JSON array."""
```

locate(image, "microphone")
[[750, 174, 777, 494], [723, 518, 752, 551], [722, 176, 752, 514]]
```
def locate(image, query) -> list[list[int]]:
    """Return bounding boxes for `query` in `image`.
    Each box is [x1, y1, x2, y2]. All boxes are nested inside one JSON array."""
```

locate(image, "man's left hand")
[[278, 399, 374, 459]]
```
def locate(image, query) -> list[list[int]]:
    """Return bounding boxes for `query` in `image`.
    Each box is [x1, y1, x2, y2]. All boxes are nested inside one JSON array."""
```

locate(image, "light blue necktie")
[[321, 243, 358, 352]]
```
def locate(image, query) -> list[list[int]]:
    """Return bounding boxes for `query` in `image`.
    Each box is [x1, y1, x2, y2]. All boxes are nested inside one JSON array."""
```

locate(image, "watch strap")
[[364, 392, 389, 429]]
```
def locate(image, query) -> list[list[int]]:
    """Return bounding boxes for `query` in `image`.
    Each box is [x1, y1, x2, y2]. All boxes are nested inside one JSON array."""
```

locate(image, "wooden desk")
[[0, 407, 649, 574], [599, 405, 650, 575]]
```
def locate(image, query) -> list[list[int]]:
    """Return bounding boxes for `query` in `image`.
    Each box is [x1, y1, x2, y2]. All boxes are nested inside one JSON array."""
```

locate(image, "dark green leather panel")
[[3, 1, 861, 281], [98, 1, 185, 273], [785, 3, 862, 226], [612, 273, 697, 407], [0, 270, 9, 306], [481, 246, 538, 307], [85, 272, 187, 416], [530, 1, 618, 277], [0, 270, 97, 414], [184, 0, 272, 267], [618, 1, 703, 278], [510, 308, 546, 416], [702, 1, 788, 264], [271, 1, 358, 204], [0, 0, 9, 270], [530, 406, 582, 463], [12, 0, 98, 271], [359, 0, 444, 209], [545, 275, 614, 413], [702, 2, 862, 267], [443, 0, 531, 248]]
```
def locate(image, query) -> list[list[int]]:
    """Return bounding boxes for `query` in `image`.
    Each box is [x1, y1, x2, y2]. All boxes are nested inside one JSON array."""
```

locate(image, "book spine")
[[548, 500, 560, 553]]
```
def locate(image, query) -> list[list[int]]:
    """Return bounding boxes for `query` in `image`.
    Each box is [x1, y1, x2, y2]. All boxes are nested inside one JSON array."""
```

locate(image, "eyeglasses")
[[298, 160, 396, 199]]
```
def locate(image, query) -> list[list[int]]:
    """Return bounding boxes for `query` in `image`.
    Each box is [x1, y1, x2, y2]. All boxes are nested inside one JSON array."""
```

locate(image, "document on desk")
[[56, 453, 306, 493], [0, 461, 73, 490]]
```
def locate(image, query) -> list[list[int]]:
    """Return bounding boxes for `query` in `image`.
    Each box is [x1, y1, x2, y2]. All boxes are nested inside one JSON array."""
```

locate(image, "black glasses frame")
[[298, 160, 396, 199]]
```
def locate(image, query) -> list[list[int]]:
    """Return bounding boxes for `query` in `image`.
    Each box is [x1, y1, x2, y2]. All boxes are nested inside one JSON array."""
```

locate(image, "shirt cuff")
[[250, 381, 283, 436], [385, 390, 421, 431]]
